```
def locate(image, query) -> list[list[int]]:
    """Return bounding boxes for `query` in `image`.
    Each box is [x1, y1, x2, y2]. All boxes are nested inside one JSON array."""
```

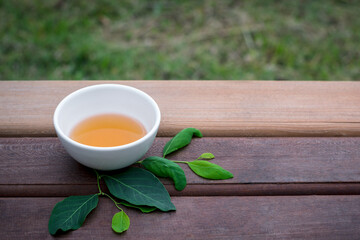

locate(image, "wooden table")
[[1, 81, 360, 239]]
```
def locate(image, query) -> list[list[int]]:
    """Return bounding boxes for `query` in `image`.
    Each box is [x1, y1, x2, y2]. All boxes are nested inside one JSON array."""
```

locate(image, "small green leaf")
[[187, 160, 233, 180], [163, 128, 203, 157], [103, 167, 176, 212], [142, 156, 187, 191], [120, 201, 157, 213], [112, 211, 130, 233], [198, 153, 215, 160], [48, 194, 99, 235]]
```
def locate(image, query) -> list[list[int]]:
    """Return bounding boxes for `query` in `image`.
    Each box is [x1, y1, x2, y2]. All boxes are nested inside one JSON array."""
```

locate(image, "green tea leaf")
[[198, 153, 215, 160], [48, 194, 99, 235], [163, 128, 203, 157], [120, 201, 157, 213], [187, 160, 233, 180], [142, 156, 187, 191], [112, 211, 130, 233], [103, 167, 176, 212]]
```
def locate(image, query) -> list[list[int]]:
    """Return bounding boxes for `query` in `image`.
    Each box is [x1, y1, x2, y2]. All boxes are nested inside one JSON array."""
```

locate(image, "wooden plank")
[[1, 81, 360, 137], [1, 196, 360, 239], [1, 137, 360, 196]]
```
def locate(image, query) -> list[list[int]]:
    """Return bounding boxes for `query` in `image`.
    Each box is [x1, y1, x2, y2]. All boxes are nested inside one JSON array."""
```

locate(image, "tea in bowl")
[[53, 84, 161, 170]]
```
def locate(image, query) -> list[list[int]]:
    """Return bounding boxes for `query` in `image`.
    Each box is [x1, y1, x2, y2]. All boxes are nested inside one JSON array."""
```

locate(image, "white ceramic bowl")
[[53, 84, 161, 170]]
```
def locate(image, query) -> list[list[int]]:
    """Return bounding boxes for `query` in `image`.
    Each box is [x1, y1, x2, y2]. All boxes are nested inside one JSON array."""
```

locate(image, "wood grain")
[[1, 81, 360, 137], [1, 137, 360, 196], [1, 196, 360, 239]]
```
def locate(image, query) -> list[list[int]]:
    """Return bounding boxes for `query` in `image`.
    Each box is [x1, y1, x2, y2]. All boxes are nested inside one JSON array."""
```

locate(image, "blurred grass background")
[[1, 0, 359, 80]]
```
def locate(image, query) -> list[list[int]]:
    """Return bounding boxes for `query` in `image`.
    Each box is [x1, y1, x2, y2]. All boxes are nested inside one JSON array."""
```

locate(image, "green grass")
[[1, 0, 360, 80]]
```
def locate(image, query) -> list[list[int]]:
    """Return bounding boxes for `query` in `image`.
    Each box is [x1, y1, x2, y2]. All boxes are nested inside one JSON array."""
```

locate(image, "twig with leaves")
[[48, 128, 233, 235]]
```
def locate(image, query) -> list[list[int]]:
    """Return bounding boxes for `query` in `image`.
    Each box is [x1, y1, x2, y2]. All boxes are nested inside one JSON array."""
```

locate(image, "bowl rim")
[[53, 84, 161, 151]]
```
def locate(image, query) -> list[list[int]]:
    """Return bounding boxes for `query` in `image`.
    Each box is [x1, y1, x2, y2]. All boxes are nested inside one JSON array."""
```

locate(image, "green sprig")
[[48, 128, 233, 235]]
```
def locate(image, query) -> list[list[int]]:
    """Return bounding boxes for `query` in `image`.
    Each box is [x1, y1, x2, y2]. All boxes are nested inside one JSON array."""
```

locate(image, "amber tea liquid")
[[70, 114, 146, 147]]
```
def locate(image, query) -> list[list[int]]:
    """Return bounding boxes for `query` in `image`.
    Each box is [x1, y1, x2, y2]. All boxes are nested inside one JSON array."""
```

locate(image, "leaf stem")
[[102, 192, 123, 211], [171, 160, 188, 164], [94, 170, 102, 194], [95, 170, 123, 211]]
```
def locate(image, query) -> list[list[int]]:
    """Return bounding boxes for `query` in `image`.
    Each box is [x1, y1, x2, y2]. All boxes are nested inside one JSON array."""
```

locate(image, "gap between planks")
[[1, 183, 360, 197]]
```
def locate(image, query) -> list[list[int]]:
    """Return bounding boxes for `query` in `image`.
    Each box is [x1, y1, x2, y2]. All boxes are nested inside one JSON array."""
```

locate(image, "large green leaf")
[[163, 128, 202, 157], [142, 156, 187, 191], [112, 211, 130, 233], [187, 160, 233, 180], [103, 167, 176, 212], [120, 200, 157, 213], [48, 194, 99, 235]]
